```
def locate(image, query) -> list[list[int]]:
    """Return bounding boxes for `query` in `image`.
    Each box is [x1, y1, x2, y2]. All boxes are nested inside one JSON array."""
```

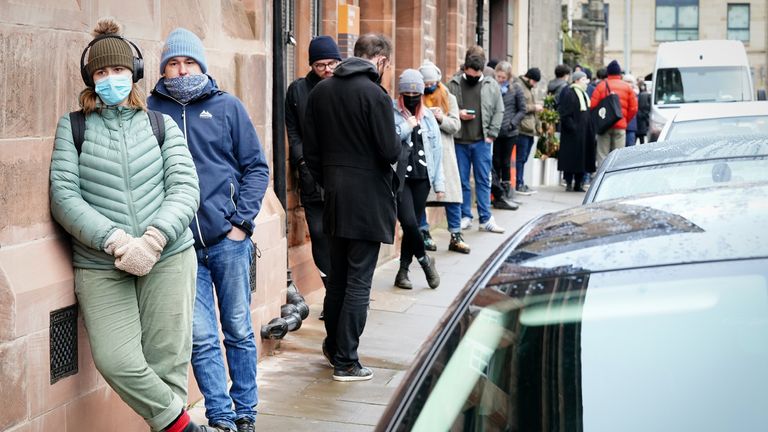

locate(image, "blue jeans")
[[626, 130, 637, 147], [418, 203, 462, 234], [514, 135, 534, 187], [455, 140, 493, 224], [192, 237, 257, 429]]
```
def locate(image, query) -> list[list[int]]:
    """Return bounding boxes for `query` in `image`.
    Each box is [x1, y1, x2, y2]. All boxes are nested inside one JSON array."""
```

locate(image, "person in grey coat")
[[491, 61, 526, 210]]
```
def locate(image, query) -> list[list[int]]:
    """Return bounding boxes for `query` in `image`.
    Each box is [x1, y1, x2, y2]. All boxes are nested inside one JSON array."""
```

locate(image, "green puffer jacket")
[[50, 107, 200, 270]]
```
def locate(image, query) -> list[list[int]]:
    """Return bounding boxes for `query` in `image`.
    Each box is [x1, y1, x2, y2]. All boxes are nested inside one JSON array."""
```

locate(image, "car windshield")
[[591, 157, 768, 202], [397, 259, 768, 432], [654, 66, 752, 104], [667, 115, 768, 140]]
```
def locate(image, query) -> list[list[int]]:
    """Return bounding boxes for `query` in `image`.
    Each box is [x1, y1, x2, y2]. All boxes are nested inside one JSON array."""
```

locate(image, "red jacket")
[[590, 75, 638, 130]]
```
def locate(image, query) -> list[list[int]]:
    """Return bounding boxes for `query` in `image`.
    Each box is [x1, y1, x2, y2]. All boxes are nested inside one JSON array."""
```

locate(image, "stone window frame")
[[727, 3, 750, 43]]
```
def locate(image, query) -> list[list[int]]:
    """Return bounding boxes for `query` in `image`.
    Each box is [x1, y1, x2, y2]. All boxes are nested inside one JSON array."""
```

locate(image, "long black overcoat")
[[303, 58, 401, 244], [557, 86, 597, 173]]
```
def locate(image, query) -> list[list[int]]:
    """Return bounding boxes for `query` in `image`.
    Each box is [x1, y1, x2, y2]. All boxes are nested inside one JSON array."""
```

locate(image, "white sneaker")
[[479, 217, 505, 234], [460, 217, 472, 230]]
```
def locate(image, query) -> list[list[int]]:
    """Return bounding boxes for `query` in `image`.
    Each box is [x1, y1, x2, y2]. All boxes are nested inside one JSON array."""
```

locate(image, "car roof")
[[507, 182, 768, 274], [599, 135, 768, 173], [670, 101, 768, 122]]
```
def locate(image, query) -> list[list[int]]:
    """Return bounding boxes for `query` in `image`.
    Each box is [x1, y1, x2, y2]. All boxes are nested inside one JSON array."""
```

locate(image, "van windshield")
[[654, 66, 752, 104]]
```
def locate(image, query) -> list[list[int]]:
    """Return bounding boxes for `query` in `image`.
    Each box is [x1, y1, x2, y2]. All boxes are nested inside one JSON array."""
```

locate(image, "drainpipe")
[[476, 0, 485, 46], [624, 0, 631, 73], [273, 0, 287, 210]]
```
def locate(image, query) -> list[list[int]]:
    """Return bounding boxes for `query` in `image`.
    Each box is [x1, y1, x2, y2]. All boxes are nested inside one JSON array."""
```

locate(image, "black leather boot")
[[394, 261, 413, 289], [418, 255, 440, 289]]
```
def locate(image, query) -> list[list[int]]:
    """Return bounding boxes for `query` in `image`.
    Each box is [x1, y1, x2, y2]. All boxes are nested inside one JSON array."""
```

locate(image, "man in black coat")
[[303, 33, 401, 382], [285, 36, 342, 319]]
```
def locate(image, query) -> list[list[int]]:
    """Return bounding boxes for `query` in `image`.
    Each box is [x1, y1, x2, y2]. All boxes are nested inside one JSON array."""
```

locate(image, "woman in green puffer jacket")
[[49, 18, 208, 432]]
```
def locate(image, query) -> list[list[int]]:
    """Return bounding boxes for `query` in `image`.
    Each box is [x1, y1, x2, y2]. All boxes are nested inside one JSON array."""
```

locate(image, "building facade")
[[569, 0, 767, 90]]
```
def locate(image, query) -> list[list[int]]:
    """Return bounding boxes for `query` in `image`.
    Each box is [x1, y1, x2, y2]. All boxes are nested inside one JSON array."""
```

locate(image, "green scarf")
[[570, 84, 589, 111]]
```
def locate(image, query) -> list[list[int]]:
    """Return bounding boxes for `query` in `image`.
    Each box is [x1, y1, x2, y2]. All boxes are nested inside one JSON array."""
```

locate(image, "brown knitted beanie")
[[84, 18, 134, 78]]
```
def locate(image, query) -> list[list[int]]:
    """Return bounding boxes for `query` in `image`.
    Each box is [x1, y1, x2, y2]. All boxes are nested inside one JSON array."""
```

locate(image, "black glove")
[[298, 162, 318, 196]]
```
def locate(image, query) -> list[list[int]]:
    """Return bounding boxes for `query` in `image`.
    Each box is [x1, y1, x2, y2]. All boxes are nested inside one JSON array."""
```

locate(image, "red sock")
[[165, 411, 190, 432]]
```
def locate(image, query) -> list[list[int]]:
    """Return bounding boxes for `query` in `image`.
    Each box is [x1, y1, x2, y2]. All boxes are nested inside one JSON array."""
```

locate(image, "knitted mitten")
[[103, 228, 132, 256], [114, 227, 167, 276]]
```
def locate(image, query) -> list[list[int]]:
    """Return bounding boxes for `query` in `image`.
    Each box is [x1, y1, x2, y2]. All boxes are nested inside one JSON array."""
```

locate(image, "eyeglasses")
[[312, 60, 339, 71]]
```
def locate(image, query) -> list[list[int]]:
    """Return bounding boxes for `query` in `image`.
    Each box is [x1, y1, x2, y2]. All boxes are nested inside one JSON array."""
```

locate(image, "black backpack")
[[69, 110, 165, 155]]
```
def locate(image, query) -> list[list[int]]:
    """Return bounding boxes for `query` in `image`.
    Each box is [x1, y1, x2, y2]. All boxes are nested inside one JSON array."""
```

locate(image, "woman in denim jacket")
[[392, 69, 444, 290]]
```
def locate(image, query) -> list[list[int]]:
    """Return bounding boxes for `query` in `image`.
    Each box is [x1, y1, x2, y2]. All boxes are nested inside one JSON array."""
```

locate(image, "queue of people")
[[49, 17, 553, 431]]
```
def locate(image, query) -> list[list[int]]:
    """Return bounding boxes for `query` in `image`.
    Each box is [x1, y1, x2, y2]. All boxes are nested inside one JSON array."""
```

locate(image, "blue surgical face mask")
[[94, 74, 133, 106], [499, 81, 510, 94], [424, 83, 438, 94]]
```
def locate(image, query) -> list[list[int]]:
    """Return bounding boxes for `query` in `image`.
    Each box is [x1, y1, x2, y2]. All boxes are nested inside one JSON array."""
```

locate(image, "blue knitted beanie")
[[160, 28, 208, 74]]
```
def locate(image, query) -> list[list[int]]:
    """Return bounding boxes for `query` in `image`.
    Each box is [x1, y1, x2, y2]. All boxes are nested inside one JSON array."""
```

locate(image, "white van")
[[650, 40, 758, 141]]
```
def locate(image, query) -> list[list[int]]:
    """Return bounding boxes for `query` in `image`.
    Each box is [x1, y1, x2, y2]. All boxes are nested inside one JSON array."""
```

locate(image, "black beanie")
[[607, 60, 622, 76], [308, 36, 341, 65], [524, 67, 541, 82]]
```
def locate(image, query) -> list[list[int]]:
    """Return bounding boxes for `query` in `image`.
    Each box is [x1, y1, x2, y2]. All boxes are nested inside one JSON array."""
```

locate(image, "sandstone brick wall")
[[0, 1, 284, 430]]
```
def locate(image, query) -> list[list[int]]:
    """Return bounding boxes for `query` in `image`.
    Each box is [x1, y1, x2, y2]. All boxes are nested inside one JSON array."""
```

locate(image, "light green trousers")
[[596, 128, 626, 167], [75, 248, 197, 431]]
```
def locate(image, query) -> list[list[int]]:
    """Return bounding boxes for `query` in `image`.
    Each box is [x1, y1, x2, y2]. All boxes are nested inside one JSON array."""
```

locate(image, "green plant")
[[537, 95, 560, 158]]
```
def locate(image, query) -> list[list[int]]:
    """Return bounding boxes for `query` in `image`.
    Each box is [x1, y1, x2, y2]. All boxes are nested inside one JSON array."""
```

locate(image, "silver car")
[[582, 135, 768, 204], [377, 183, 768, 432], [657, 101, 768, 141]]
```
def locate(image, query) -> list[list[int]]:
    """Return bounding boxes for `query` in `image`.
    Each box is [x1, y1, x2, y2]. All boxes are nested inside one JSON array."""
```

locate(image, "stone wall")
[[0, 1, 285, 430]]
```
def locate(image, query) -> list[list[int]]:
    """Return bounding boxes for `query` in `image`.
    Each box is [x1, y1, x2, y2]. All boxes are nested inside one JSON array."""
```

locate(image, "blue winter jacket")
[[148, 77, 270, 249]]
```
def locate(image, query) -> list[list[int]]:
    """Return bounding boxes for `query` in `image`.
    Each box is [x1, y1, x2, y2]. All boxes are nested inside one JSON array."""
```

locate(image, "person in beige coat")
[[417, 61, 470, 254]]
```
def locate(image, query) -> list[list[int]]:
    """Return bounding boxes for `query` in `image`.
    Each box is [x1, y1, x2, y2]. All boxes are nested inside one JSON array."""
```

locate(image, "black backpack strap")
[[69, 110, 86, 155], [147, 110, 166, 148]]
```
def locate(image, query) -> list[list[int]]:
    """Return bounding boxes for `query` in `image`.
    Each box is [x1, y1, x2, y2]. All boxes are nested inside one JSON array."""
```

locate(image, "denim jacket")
[[392, 101, 445, 193]]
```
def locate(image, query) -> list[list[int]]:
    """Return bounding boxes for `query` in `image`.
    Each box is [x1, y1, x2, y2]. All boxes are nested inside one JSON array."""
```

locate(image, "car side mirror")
[[758, 89, 767, 101]]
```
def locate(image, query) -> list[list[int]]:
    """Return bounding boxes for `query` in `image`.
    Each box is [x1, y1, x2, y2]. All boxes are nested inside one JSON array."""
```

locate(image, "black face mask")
[[464, 74, 481, 86], [403, 95, 422, 114]]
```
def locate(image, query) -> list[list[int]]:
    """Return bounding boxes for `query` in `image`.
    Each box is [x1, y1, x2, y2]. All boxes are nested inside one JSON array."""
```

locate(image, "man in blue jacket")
[[148, 28, 269, 432]]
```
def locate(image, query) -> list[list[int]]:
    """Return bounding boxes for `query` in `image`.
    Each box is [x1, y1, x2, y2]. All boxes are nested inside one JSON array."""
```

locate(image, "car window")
[[591, 157, 768, 202], [667, 115, 768, 140], [394, 259, 768, 432], [654, 66, 752, 104]]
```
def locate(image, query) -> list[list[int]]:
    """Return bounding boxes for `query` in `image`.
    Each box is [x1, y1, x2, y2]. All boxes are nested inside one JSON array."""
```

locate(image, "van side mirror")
[[758, 89, 767, 101]]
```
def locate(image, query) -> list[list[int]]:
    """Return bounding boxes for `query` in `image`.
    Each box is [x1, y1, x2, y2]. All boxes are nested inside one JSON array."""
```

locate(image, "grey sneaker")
[[333, 364, 374, 382], [516, 185, 537, 195], [460, 217, 472, 230], [479, 217, 505, 234]]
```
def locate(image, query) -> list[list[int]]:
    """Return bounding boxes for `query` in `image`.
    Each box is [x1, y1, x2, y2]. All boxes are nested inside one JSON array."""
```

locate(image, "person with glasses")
[[285, 36, 342, 320], [303, 34, 400, 382]]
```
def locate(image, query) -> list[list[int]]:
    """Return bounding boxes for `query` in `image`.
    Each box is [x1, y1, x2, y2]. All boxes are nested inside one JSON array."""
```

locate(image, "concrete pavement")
[[189, 185, 585, 430]]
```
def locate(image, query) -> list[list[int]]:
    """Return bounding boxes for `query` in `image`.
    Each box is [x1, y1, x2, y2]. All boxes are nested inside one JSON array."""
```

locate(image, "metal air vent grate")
[[50, 305, 78, 384]]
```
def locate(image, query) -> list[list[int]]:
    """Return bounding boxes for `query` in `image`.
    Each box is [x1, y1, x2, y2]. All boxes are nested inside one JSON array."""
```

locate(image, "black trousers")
[[302, 198, 331, 283], [324, 236, 381, 369], [564, 172, 584, 186], [397, 178, 430, 265], [492, 135, 516, 199]]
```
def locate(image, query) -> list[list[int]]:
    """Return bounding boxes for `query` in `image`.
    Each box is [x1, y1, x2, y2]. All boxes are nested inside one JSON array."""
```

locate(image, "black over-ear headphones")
[[80, 34, 144, 87]]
